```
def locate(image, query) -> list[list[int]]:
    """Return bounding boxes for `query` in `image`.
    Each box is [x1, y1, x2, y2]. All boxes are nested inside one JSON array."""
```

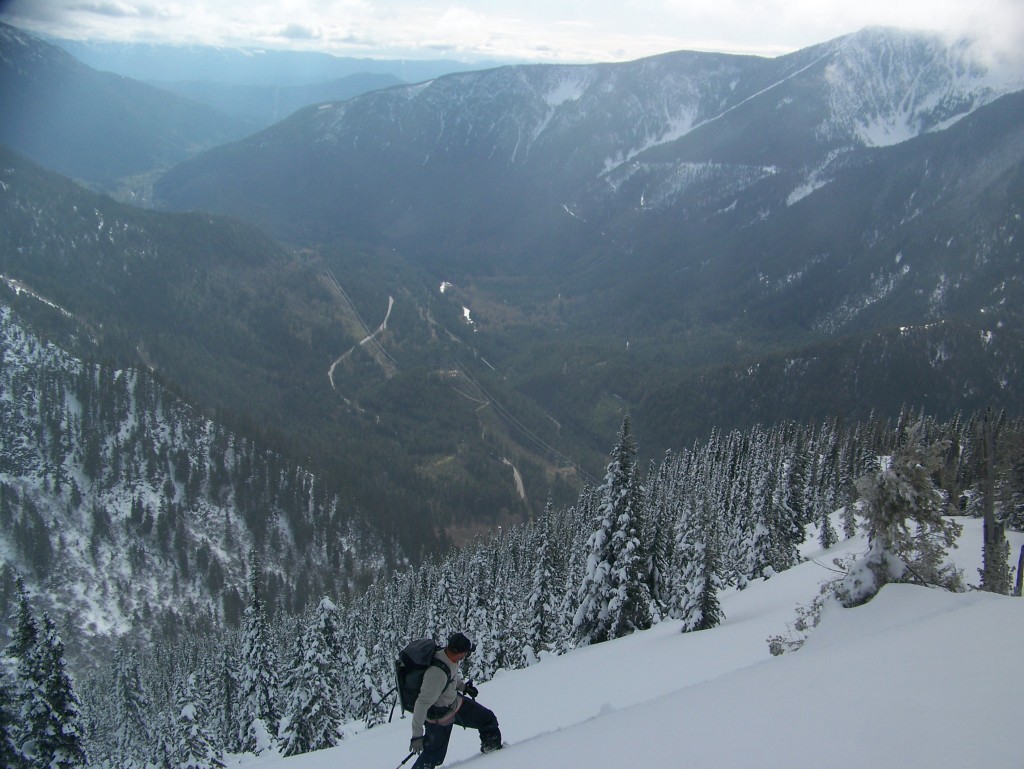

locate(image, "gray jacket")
[[411, 649, 464, 738]]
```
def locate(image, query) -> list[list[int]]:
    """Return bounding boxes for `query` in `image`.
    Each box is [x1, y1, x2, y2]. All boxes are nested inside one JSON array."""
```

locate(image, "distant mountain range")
[[49, 38, 500, 87], [0, 24, 483, 197], [0, 23, 250, 196], [48, 37, 500, 131], [146, 73, 406, 131]]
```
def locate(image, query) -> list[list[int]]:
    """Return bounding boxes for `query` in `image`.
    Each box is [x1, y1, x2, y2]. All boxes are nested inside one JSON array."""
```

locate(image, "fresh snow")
[[228, 517, 1023, 769]]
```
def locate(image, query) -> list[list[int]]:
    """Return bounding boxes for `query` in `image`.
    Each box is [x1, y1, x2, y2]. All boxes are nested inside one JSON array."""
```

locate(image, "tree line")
[[4, 406, 1020, 767]]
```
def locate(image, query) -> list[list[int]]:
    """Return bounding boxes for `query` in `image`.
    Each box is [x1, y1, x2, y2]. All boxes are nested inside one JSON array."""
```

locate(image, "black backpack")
[[395, 638, 452, 714]]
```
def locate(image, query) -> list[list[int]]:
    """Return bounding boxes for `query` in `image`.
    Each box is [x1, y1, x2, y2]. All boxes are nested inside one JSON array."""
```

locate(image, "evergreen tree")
[[173, 674, 225, 769], [212, 639, 239, 752], [5, 580, 87, 769], [997, 427, 1024, 532], [236, 557, 280, 754], [0, 676, 21, 769], [643, 454, 677, 617], [34, 614, 88, 769], [463, 541, 498, 681], [673, 499, 725, 632], [5, 577, 39, 769], [768, 434, 806, 572], [573, 417, 653, 646], [553, 490, 592, 654], [839, 421, 963, 606], [111, 642, 154, 767], [608, 463, 654, 639], [817, 504, 838, 550], [524, 501, 559, 664], [279, 598, 344, 756], [975, 411, 1012, 594]]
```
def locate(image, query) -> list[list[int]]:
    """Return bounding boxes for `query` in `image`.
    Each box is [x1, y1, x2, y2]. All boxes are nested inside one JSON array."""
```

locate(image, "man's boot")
[[480, 730, 503, 754]]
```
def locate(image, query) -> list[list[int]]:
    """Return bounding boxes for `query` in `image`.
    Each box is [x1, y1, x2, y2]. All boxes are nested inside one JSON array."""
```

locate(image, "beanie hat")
[[447, 632, 474, 654]]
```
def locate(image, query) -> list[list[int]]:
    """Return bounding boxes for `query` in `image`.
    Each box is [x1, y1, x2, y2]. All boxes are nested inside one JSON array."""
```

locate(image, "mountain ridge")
[[154, 27, 1024, 293]]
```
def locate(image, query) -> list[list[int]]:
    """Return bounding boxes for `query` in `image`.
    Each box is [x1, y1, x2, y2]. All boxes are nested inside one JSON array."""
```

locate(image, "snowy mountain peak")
[[817, 27, 1024, 147]]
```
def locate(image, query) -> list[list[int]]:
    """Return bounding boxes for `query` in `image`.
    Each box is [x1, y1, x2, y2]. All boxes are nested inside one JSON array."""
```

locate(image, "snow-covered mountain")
[[156, 26, 1023, 247], [221, 518, 1024, 769]]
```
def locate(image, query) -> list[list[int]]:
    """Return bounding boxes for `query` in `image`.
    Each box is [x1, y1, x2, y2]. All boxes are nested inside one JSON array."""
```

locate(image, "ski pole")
[[394, 751, 416, 768]]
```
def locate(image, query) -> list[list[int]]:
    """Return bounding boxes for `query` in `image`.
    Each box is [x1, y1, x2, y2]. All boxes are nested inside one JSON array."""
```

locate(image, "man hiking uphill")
[[409, 632, 502, 768]]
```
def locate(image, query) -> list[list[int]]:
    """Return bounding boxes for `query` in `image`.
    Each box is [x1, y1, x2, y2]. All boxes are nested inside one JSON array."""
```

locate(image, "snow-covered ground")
[[234, 518, 1024, 769]]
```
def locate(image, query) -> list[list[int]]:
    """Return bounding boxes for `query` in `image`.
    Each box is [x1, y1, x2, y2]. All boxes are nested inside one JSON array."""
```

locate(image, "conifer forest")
[[4, 389, 1022, 766]]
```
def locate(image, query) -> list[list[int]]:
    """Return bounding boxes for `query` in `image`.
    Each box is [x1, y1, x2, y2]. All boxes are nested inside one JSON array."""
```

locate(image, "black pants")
[[412, 698, 501, 769]]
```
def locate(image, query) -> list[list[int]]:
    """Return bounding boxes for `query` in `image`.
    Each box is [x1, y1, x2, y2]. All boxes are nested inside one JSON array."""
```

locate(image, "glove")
[[464, 681, 479, 698], [410, 737, 425, 754]]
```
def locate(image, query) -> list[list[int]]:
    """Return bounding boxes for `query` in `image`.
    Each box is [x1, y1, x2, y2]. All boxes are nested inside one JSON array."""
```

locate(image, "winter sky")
[[1, 0, 1022, 63]]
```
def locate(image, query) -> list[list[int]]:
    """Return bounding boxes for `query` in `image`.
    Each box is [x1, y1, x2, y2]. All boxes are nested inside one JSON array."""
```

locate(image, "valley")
[[0, 19, 1022, 670]]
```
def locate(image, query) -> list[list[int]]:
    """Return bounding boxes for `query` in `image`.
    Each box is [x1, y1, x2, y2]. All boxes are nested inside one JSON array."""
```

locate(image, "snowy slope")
[[230, 518, 1024, 769]]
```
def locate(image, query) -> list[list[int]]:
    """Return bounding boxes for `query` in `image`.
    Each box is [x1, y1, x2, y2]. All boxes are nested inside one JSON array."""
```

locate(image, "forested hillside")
[[8, 406, 1016, 765], [0, 302, 400, 664]]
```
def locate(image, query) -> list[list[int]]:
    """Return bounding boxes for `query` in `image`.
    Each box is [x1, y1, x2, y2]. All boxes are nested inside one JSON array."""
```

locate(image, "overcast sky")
[[1, 0, 1022, 63]]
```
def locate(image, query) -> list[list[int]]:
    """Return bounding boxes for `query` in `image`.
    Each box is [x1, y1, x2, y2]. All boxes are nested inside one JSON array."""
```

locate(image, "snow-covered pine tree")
[[817, 504, 838, 550], [573, 417, 653, 646], [609, 462, 654, 639], [279, 598, 344, 756], [974, 411, 1012, 594], [211, 638, 240, 753], [838, 420, 963, 607], [428, 557, 460, 639], [497, 527, 528, 672], [35, 614, 87, 769], [997, 427, 1024, 531], [346, 643, 381, 728], [769, 430, 807, 572], [0, 676, 19, 769], [552, 488, 593, 654], [524, 500, 560, 664], [4, 578, 37, 769], [642, 453, 677, 619], [4, 580, 87, 769], [463, 540, 497, 681], [111, 642, 154, 767], [236, 557, 280, 754], [673, 498, 725, 632], [484, 534, 517, 676], [173, 674, 225, 769]]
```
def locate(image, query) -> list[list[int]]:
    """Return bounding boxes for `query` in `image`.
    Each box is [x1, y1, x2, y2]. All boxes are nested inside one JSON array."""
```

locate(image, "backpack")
[[395, 638, 452, 714]]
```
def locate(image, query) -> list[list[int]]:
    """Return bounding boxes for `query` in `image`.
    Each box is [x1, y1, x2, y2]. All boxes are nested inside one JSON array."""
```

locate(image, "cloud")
[[2, 0, 1023, 65], [278, 22, 320, 41], [68, 2, 149, 18], [955, 0, 1024, 73]]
